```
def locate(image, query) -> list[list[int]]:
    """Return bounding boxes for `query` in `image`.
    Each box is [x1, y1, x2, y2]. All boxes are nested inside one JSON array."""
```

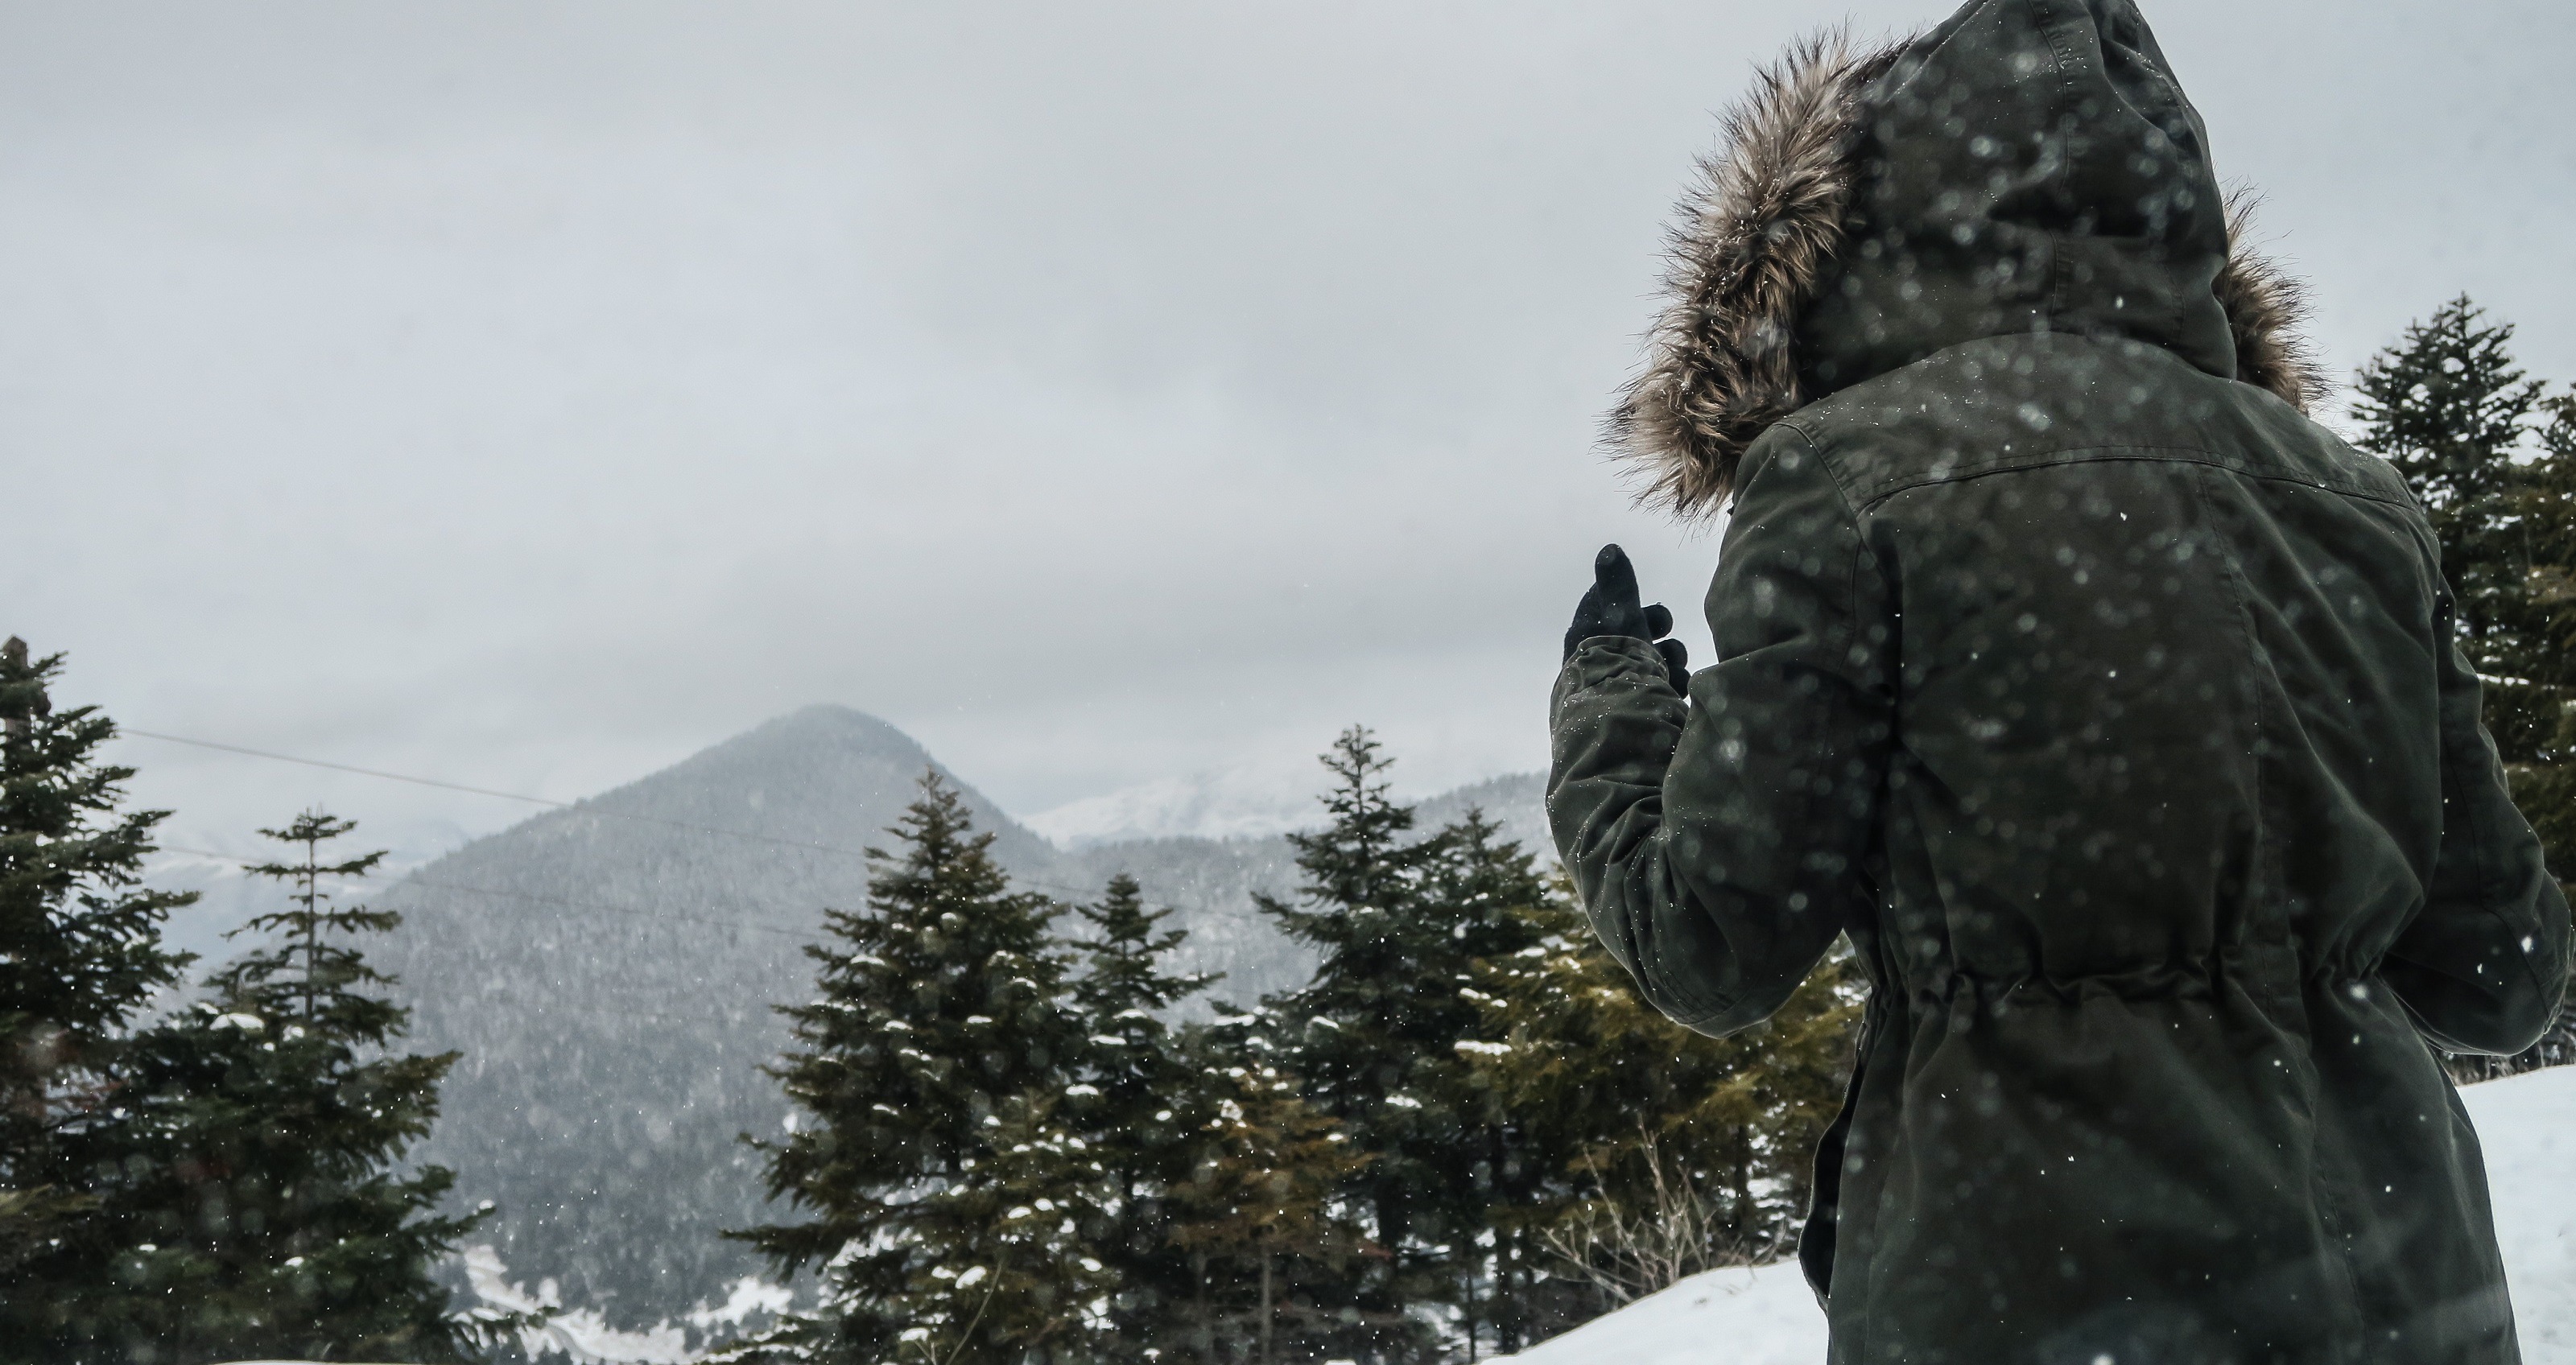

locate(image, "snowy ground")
[[2482, 1066, 2576, 1360], [1505, 1063, 2576, 1363]]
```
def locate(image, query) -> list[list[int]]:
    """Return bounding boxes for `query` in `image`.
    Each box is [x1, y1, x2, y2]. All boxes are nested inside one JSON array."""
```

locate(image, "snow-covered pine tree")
[[727, 771, 1096, 1364], [60, 810, 482, 1363], [0, 639, 196, 1354], [1411, 810, 1551, 1356], [1459, 875, 1859, 1324], [1257, 730, 1551, 1360], [1168, 1014, 1373, 1365], [2357, 299, 2576, 1075], [887, 1093, 1118, 1363], [1253, 728, 1448, 1359], [1067, 872, 1215, 1354], [2355, 297, 2547, 676]]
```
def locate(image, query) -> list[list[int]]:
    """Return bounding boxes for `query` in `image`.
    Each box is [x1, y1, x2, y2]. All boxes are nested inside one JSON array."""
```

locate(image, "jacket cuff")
[[1554, 636, 1678, 711]]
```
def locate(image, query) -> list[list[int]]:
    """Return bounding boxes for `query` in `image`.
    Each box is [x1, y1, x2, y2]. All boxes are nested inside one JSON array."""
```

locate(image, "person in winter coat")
[[1547, 2, 2571, 1362]]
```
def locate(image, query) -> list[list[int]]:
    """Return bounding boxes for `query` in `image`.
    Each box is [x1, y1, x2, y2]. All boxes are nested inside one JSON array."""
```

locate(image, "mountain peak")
[[708, 703, 931, 765]]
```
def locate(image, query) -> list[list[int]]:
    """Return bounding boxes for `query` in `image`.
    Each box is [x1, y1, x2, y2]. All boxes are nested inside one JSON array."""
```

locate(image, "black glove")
[[1563, 543, 1690, 694]]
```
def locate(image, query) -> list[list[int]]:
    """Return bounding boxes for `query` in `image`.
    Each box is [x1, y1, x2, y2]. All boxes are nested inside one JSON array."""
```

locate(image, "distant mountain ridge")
[[1026, 765, 1326, 847], [373, 704, 1543, 1335]]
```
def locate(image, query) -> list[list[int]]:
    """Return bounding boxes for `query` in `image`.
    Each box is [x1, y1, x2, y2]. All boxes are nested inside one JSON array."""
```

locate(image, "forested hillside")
[[371, 704, 1544, 1330]]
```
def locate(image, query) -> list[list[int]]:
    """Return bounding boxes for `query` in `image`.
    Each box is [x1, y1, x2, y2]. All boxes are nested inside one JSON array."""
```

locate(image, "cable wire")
[[126, 728, 896, 863], [130, 728, 1204, 911], [160, 844, 822, 942]]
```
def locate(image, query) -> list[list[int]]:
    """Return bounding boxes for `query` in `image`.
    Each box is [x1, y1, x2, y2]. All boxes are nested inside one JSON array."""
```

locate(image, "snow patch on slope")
[[1026, 765, 1323, 847], [462, 1245, 698, 1363], [1026, 764, 1550, 851], [1504, 1064, 2576, 1363]]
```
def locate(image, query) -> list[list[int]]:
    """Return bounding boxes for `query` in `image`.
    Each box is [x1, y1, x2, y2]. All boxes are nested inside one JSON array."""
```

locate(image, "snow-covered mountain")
[[363, 704, 1543, 1337], [1026, 763, 1550, 852], [1026, 765, 1324, 847], [1501, 1064, 2576, 1363], [378, 706, 1022, 1334]]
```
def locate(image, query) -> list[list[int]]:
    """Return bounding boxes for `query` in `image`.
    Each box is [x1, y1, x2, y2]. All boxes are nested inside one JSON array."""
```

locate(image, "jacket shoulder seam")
[[1773, 418, 1871, 508], [1828, 443, 2415, 513], [1765, 421, 1875, 647]]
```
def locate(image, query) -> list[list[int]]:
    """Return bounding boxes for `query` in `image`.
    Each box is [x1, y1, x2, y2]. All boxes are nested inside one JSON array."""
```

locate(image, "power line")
[[124, 728, 896, 863], [126, 729, 586, 810], [122, 726, 1135, 908], [118, 724, 1282, 1042], [160, 844, 821, 942]]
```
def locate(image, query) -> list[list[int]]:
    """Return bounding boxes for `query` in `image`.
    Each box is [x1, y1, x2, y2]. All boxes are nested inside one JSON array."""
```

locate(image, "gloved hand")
[[1563, 543, 1690, 695]]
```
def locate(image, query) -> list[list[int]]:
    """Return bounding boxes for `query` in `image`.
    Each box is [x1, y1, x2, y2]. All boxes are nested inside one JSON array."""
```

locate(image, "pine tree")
[[1168, 1015, 1373, 1365], [2354, 297, 2547, 677], [1257, 732, 1550, 1361], [1460, 877, 1859, 1322], [728, 772, 1096, 1364], [55, 810, 482, 1363], [1067, 872, 1215, 1354], [1254, 728, 1451, 1360], [0, 638, 196, 1355], [1413, 812, 1554, 1356], [2356, 299, 2576, 1075], [886, 1094, 1117, 1364]]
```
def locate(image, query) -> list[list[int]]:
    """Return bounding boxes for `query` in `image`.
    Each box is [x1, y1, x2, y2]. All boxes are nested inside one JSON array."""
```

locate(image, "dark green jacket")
[[1553, 2, 2570, 1362]]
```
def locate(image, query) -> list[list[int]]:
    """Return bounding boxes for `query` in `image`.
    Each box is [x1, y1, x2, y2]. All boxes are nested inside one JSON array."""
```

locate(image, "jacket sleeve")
[[1546, 427, 1894, 1037], [2384, 586, 2571, 1056]]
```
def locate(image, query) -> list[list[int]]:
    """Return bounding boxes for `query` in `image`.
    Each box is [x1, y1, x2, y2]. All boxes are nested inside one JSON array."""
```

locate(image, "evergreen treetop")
[[0, 638, 194, 1307], [215, 810, 400, 1039], [2353, 295, 2547, 666], [1074, 872, 1212, 1025], [729, 771, 1095, 1363], [1260, 728, 1439, 951], [0, 637, 195, 1139], [41, 807, 481, 1363]]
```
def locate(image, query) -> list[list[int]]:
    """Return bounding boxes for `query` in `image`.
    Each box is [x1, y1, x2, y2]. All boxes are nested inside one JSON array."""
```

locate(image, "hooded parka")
[[1547, 2, 2571, 1363]]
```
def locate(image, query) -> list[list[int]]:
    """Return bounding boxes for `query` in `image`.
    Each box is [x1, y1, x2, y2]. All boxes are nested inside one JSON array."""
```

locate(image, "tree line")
[[0, 637, 1856, 1365], [2, 295, 2572, 1363], [0, 638, 488, 1361], [714, 729, 1858, 1364]]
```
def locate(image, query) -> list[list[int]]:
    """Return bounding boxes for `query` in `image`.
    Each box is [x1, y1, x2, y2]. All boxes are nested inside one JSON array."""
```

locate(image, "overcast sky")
[[6, 0, 2573, 858]]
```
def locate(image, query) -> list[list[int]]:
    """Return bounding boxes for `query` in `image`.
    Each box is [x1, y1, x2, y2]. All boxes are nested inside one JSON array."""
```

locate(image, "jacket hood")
[[1612, 0, 2327, 518]]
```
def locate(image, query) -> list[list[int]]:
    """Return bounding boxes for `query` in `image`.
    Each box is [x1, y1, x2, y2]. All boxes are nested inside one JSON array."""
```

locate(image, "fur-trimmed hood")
[[1612, 0, 2328, 518]]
